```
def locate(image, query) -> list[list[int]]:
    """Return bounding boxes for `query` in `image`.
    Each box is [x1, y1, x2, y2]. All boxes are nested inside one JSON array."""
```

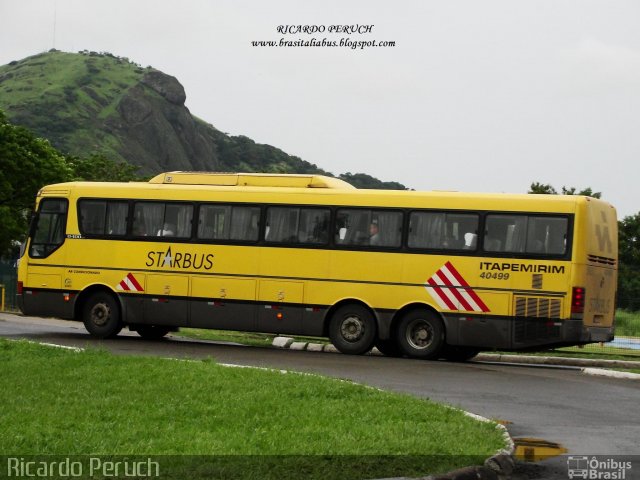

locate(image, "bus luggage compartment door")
[[144, 274, 189, 326], [258, 280, 304, 334]]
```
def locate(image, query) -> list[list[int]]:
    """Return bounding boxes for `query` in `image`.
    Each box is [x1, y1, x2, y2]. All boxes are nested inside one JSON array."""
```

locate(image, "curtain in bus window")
[[165, 204, 193, 238], [408, 212, 443, 249], [230, 206, 260, 241], [133, 203, 163, 237], [484, 215, 527, 253], [373, 210, 402, 247], [526, 217, 567, 255], [266, 207, 299, 243], [106, 202, 128, 235], [79, 201, 106, 235], [298, 209, 329, 244], [198, 205, 230, 240], [337, 210, 371, 246]]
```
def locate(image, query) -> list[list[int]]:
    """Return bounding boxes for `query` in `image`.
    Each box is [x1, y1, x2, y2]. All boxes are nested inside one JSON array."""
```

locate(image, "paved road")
[[1, 312, 639, 480]]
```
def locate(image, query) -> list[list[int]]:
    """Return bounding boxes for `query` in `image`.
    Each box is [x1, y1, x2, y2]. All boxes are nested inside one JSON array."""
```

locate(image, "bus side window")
[[265, 207, 299, 243], [230, 206, 260, 241], [299, 208, 329, 245]]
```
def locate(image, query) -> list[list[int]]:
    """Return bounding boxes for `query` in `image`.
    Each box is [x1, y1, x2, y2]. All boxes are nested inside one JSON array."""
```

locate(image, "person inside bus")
[[157, 223, 175, 237], [369, 220, 380, 246]]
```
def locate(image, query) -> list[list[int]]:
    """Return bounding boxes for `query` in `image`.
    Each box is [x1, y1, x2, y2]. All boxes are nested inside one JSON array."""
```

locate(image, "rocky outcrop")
[[109, 71, 220, 173]]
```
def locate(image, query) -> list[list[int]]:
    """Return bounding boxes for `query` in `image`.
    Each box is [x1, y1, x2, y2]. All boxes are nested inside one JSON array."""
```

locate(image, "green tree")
[[528, 182, 601, 198], [618, 213, 640, 311], [338, 172, 407, 190], [0, 110, 72, 256], [67, 153, 144, 182], [528, 182, 557, 195]]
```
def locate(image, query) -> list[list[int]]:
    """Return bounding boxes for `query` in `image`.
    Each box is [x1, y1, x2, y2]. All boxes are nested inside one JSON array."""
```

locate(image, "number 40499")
[[479, 272, 510, 280]]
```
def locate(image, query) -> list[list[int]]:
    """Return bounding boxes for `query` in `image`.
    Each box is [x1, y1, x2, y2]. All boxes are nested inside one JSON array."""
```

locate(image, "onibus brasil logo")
[[567, 456, 632, 479]]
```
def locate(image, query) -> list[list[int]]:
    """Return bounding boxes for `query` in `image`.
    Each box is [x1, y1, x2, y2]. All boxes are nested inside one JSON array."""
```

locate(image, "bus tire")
[[82, 292, 122, 339], [329, 304, 377, 355], [441, 346, 480, 362], [135, 325, 171, 340], [396, 309, 444, 359], [375, 339, 403, 357]]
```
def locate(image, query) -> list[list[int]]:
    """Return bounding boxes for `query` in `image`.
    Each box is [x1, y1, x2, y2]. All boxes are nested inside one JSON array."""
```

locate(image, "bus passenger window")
[[526, 216, 568, 255], [299, 209, 329, 245], [133, 202, 193, 238], [265, 207, 299, 243], [229, 206, 260, 241], [484, 215, 526, 253], [337, 209, 401, 248], [408, 212, 478, 250]]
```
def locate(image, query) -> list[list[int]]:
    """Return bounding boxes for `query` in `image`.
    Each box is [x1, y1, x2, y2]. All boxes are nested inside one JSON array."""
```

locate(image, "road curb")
[[272, 336, 640, 374], [475, 353, 640, 369]]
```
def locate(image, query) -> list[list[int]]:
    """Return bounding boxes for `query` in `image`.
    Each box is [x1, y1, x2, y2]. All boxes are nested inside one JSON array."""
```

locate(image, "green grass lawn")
[[615, 310, 640, 337], [0, 339, 506, 479]]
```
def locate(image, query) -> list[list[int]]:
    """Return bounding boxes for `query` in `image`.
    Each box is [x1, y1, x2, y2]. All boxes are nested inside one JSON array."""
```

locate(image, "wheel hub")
[[341, 315, 364, 342], [91, 303, 110, 326], [407, 319, 433, 349]]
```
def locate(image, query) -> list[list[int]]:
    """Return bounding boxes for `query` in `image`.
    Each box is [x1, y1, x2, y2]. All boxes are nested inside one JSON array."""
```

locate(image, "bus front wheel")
[[329, 304, 377, 355], [82, 292, 122, 339], [396, 310, 444, 359]]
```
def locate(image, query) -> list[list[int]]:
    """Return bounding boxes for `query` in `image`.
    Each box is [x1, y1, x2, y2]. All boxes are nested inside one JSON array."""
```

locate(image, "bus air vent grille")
[[587, 255, 616, 266], [514, 296, 561, 319], [514, 296, 563, 344]]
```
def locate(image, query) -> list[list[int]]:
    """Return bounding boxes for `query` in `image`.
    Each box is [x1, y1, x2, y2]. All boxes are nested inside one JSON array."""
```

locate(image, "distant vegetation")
[[0, 50, 407, 188]]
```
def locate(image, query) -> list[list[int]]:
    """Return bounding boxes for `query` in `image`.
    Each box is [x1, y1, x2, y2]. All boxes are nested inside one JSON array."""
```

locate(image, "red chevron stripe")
[[427, 277, 457, 310], [444, 262, 490, 312], [126, 273, 144, 292]]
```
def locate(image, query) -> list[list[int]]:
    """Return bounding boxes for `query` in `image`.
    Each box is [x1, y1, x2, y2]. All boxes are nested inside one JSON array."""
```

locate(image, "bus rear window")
[[29, 198, 68, 258]]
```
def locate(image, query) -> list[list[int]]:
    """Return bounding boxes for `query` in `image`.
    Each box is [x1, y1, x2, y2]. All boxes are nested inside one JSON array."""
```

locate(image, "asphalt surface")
[[1, 312, 639, 480]]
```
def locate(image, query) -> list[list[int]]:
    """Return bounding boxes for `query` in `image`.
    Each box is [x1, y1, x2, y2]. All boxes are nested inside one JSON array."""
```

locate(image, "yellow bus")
[[17, 172, 618, 361]]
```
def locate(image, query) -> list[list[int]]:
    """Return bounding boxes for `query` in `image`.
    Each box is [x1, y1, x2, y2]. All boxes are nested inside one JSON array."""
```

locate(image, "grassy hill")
[[0, 50, 405, 189]]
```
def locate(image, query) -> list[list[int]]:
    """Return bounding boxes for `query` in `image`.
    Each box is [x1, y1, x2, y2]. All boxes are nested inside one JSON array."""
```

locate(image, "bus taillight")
[[571, 287, 585, 314], [17, 281, 23, 295]]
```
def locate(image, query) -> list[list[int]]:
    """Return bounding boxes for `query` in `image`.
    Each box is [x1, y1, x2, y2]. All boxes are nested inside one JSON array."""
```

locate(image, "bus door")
[[21, 197, 70, 318]]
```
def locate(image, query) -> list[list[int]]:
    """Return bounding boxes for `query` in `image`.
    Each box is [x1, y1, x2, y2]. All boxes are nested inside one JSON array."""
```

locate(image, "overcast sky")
[[1, 0, 638, 217]]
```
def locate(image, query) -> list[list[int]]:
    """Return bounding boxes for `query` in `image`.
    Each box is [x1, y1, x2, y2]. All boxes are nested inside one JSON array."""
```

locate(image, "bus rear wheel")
[[82, 292, 122, 339], [135, 325, 172, 340], [396, 309, 444, 359], [329, 304, 377, 355]]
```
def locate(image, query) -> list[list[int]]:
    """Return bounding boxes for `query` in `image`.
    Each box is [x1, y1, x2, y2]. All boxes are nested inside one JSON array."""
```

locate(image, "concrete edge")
[[273, 337, 640, 381], [582, 367, 640, 380], [475, 353, 640, 369]]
